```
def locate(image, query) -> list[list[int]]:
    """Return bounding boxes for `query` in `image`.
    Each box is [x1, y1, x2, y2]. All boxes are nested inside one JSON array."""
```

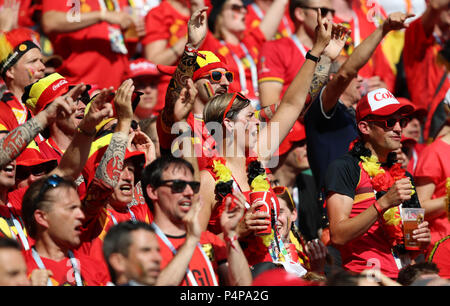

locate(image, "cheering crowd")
[[0, 0, 449, 286]]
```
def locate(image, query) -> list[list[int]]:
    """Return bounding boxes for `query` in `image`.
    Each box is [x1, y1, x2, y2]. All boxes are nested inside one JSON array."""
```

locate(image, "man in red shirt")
[[21, 175, 110, 286], [0, 27, 45, 133], [41, 0, 133, 89], [325, 88, 431, 278], [141, 155, 252, 286], [403, 0, 450, 141]]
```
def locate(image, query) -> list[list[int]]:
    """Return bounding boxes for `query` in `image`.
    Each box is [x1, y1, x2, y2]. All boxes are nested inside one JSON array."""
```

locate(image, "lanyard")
[[351, 11, 361, 47], [220, 41, 259, 97], [151, 223, 218, 286], [290, 34, 307, 57], [31, 248, 83, 286], [6, 204, 29, 250], [250, 3, 292, 37], [109, 208, 137, 226]]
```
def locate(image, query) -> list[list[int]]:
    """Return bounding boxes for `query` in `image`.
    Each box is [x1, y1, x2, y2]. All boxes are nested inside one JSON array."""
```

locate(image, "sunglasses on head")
[[205, 70, 234, 83], [35, 174, 65, 204], [365, 117, 410, 129], [222, 92, 251, 121], [299, 6, 335, 17], [157, 179, 200, 194], [229, 4, 247, 13]]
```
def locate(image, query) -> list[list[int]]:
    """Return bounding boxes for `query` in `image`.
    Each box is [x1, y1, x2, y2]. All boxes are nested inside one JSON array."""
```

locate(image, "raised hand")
[[221, 191, 246, 236], [313, 9, 332, 55], [382, 12, 415, 34], [114, 79, 135, 122], [187, 7, 208, 49], [43, 84, 87, 122], [79, 87, 114, 135], [183, 194, 203, 242], [174, 78, 197, 122], [324, 23, 351, 60], [127, 130, 156, 165]]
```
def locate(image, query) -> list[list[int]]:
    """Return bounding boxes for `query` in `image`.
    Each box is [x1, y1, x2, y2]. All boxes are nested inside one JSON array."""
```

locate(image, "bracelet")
[[77, 126, 96, 137], [373, 201, 384, 217], [185, 45, 206, 59], [305, 50, 321, 63], [224, 234, 238, 251]]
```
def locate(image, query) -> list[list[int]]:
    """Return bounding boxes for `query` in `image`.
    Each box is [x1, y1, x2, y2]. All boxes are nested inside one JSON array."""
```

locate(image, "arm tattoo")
[[162, 51, 197, 127], [309, 56, 332, 101], [0, 117, 44, 167], [94, 131, 128, 188]]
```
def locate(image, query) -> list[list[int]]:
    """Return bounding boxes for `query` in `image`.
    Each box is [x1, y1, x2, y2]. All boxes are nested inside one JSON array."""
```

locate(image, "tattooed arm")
[[0, 86, 79, 167], [83, 80, 134, 217], [309, 56, 332, 102], [160, 8, 208, 128]]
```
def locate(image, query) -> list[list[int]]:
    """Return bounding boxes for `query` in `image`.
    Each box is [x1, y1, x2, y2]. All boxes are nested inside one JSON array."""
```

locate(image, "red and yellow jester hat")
[[0, 28, 40, 78]]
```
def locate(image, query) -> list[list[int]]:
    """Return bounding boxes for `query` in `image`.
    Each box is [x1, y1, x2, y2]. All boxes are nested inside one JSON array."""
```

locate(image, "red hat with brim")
[[157, 50, 229, 82], [356, 88, 414, 122], [123, 150, 147, 182], [128, 59, 160, 79], [274, 121, 306, 156]]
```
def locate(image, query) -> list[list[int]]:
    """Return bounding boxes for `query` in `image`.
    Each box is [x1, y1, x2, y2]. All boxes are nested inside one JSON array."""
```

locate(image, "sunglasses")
[[157, 179, 201, 194], [16, 162, 57, 182], [229, 4, 247, 13], [365, 117, 410, 129], [299, 6, 335, 17], [222, 92, 251, 121], [205, 70, 234, 83], [34, 174, 64, 204], [272, 186, 295, 210]]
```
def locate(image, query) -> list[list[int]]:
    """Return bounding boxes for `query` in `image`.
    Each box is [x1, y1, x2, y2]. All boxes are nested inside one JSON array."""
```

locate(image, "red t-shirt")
[[156, 112, 217, 171], [200, 29, 266, 100], [333, 0, 396, 92], [41, 0, 130, 89], [157, 230, 227, 286], [142, 1, 190, 114], [23, 248, 110, 286], [245, 3, 294, 40], [0, 91, 29, 132], [403, 16, 450, 113], [414, 137, 450, 245], [258, 36, 307, 100]]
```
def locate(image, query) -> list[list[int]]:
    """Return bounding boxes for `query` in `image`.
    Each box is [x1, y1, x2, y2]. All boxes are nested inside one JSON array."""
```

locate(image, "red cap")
[[355, 88, 414, 122], [128, 59, 160, 79], [157, 50, 229, 81], [252, 268, 320, 286], [275, 121, 306, 156], [397, 98, 427, 120]]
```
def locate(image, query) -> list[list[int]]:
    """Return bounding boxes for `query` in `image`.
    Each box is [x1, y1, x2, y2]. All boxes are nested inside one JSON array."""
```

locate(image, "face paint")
[[27, 68, 34, 80], [203, 82, 214, 98]]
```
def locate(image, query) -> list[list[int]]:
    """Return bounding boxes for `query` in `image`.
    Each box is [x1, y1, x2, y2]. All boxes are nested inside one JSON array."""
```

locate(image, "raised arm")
[[51, 87, 114, 180], [258, 0, 289, 40], [321, 12, 414, 114], [160, 7, 208, 128], [257, 9, 331, 160], [0, 85, 77, 167], [83, 80, 134, 217]]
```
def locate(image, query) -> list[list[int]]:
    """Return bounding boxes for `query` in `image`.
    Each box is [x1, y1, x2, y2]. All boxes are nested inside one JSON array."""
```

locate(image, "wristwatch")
[[306, 50, 321, 63]]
